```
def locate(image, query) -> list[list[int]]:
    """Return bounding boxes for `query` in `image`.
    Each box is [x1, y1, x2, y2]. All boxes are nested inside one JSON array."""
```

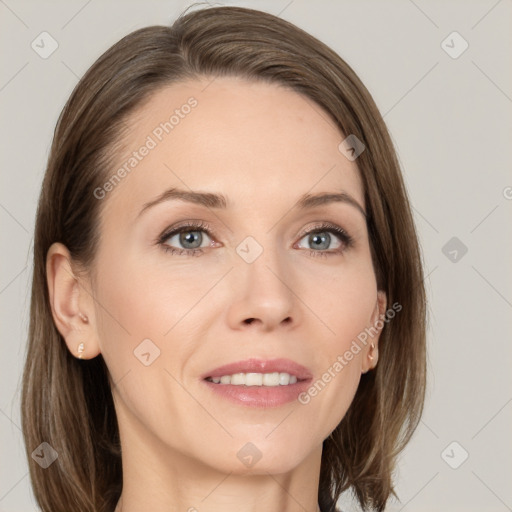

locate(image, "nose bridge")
[[238, 231, 287, 289], [228, 229, 298, 329]]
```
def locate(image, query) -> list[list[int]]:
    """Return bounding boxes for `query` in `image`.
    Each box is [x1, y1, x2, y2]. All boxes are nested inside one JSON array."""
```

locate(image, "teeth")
[[263, 372, 281, 386], [207, 372, 299, 386]]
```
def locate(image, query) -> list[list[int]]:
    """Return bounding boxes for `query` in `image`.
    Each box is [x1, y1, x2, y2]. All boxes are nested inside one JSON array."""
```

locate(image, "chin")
[[225, 439, 312, 476], [221, 455, 306, 476]]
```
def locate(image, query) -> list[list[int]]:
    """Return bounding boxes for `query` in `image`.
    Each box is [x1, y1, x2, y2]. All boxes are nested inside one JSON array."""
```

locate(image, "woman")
[[21, 5, 426, 512]]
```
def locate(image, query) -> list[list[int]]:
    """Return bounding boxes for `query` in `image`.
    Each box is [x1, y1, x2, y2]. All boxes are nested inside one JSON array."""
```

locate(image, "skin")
[[46, 76, 386, 512]]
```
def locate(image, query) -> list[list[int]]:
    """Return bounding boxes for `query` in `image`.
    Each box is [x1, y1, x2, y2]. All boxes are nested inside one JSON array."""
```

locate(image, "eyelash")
[[157, 220, 354, 258]]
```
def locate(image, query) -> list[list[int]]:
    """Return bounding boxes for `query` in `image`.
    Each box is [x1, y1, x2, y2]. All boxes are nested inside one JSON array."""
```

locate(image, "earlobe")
[[46, 242, 98, 359]]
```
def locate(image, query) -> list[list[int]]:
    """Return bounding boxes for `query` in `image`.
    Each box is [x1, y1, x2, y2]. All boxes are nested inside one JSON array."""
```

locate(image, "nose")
[[226, 244, 301, 332]]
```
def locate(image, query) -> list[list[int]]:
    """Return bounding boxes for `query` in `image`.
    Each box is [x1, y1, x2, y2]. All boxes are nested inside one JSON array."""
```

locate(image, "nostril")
[[244, 318, 255, 325]]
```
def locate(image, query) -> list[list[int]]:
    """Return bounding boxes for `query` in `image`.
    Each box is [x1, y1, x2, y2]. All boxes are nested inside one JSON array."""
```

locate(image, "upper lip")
[[201, 358, 313, 381]]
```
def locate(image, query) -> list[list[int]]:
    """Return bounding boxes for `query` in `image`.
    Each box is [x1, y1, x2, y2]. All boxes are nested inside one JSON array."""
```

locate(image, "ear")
[[46, 242, 101, 360], [361, 290, 387, 374]]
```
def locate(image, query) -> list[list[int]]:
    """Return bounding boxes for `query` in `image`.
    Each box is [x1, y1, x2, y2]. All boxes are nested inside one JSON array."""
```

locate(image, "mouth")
[[204, 372, 308, 386], [201, 358, 313, 408], [201, 357, 313, 381]]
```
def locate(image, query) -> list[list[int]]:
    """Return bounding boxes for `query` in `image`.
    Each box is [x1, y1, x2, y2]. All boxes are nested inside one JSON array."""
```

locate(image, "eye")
[[295, 222, 354, 258], [158, 220, 215, 256], [156, 220, 354, 258]]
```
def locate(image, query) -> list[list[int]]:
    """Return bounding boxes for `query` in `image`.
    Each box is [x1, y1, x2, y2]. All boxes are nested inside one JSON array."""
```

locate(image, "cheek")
[[90, 246, 169, 387], [93, 245, 206, 340], [295, 257, 376, 428], [91, 250, 212, 454], [303, 254, 378, 345], [91, 245, 220, 385]]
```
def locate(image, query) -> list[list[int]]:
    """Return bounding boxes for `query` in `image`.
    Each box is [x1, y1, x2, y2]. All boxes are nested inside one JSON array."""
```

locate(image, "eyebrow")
[[137, 187, 366, 218]]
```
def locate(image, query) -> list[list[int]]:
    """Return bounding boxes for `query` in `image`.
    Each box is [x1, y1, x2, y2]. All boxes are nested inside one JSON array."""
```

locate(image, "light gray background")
[[1, 0, 511, 510]]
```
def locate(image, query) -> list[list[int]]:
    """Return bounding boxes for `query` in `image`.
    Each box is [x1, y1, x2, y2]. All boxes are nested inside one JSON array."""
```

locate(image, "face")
[[50, 76, 386, 478]]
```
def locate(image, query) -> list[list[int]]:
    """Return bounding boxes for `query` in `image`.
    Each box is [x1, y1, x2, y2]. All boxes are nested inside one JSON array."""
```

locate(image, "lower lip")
[[202, 379, 312, 408]]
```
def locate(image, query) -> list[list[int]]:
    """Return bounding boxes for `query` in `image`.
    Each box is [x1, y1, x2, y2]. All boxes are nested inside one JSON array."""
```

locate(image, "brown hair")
[[21, 5, 426, 512]]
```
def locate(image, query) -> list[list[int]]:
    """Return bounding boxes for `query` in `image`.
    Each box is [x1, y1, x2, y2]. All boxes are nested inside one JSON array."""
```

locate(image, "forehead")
[[102, 76, 364, 219]]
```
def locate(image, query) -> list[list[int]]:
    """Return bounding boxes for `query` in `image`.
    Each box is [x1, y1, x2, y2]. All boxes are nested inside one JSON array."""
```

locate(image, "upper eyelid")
[[159, 220, 213, 239], [296, 222, 350, 238]]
